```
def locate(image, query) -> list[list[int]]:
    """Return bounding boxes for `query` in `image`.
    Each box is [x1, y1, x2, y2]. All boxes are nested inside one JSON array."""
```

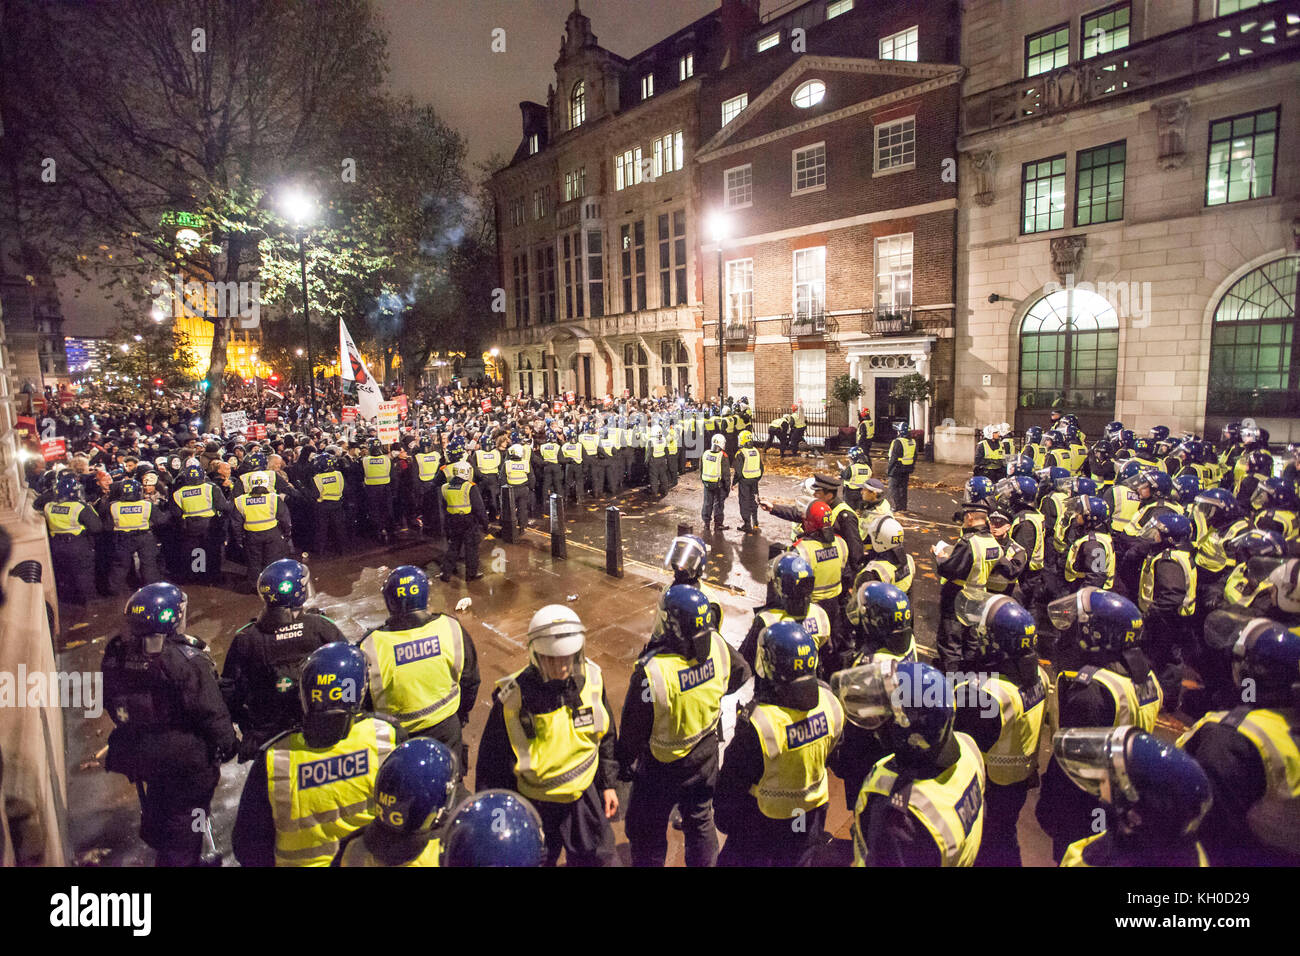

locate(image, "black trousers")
[[533, 782, 617, 867], [50, 535, 96, 606], [737, 479, 759, 527], [701, 484, 726, 525], [174, 522, 215, 583], [564, 463, 585, 504], [505, 483, 531, 530], [479, 479, 501, 520], [442, 520, 483, 578], [110, 532, 161, 595], [974, 779, 1031, 867], [625, 748, 720, 868], [242, 529, 285, 588], [313, 501, 347, 555], [647, 458, 670, 497], [888, 471, 911, 511], [717, 802, 826, 867], [139, 763, 221, 866], [363, 483, 395, 536], [540, 465, 563, 504]]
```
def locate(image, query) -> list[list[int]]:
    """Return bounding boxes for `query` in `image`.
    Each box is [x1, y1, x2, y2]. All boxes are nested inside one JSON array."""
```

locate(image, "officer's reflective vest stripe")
[[861, 417, 876, 440], [439, 463, 457, 483], [1011, 512, 1046, 572], [795, 535, 849, 601], [1222, 563, 1270, 608], [562, 443, 583, 463], [1139, 548, 1196, 617], [442, 482, 472, 515], [579, 434, 599, 456], [1059, 832, 1209, 867], [701, 451, 724, 483], [110, 501, 151, 532], [314, 472, 343, 502], [756, 605, 832, 649], [1025, 443, 1047, 470], [666, 430, 678, 454], [1065, 532, 1116, 589], [339, 835, 441, 867], [1068, 443, 1089, 473], [540, 443, 560, 464], [1000, 438, 1016, 459], [241, 470, 276, 494], [236, 494, 278, 532], [979, 440, 1005, 465], [415, 453, 442, 482], [971, 671, 1049, 786], [650, 439, 667, 459], [863, 555, 916, 594], [830, 501, 856, 538], [1110, 485, 1142, 536], [1059, 664, 1162, 733], [173, 483, 215, 518], [737, 447, 761, 478], [857, 500, 894, 541], [362, 456, 391, 486], [1047, 492, 1071, 550], [475, 450, 502, 474], [845, 463, 873, 489], [642, 631, 731, 763], [1180, 707, 1300, 853], [599, 436, 616, 456], [497, 661, 608, 803], [894, 438, 916, 467], [44, 501, 86, 535], [1193, 514, 1229, 573], [938, 533, 1000, 593], [856, 732, 985, 867], [505, 460, 530, 486], [1255, 509, 1300, 540], [361, 617, 465, 732], [792, 412, 806, 429], [748, 685, 844, 820], [266, 718, 397, 867]]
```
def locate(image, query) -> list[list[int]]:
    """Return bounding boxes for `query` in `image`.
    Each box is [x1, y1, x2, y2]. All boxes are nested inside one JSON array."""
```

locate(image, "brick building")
[[696, 0, 962, 437], [955, 0, 1300, 454], [488, 1, 762, 401]]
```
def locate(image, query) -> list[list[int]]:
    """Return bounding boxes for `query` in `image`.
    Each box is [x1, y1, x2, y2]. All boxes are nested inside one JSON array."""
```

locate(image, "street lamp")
[[282, 187, 318, 417], [295, 347, 304, 389], [710, 213, 730, 402]]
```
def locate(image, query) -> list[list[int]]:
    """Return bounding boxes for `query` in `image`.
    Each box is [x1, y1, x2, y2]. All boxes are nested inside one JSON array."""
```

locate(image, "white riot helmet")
[[509, 443, 525, 459], [867, 514, 905, 553], [1267, 559, 1300, 614], [527, 604, 586, 670], [452, 460, 473, 481], [711, 434, 726, 450]]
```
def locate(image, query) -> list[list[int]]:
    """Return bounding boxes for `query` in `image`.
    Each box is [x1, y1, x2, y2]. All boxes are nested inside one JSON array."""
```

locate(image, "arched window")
[[570, 81, 586, 130], [1208, 257, 1299, 417], [623, 342, 648, 398], [1016, 288, 1119, 428]]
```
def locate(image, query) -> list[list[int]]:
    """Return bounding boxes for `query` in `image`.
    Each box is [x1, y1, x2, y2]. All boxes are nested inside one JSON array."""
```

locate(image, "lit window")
[[1025, 24, 1070, 77], [724, 165, 753, 209], [793, 143, 826, 193], [793, 247, 825, 321], [564, 167, 586, 202], [792, 80, 826, 109], [570, 81, 586, 129], [679, 54, 694, 80], [614, 147, 643, 191], [1206, 107, 1278, 206], [874, 234, 913, 314], [652, 130, 684, 178], [1082, 3, 1130, 59], [528, 134, 539, 155], [1217, 0, 1278, 14], [827, 0, 854, 20], [641, 73, 654, 100], [874, 116, 916, 172], [757, 31, 780, 52], [725, 259, 754, 322], [1021, 155, 1067, 234], [722, 93, 749, 127], [879, 26, 918, 61], [794, 349, 827, 411], [1075, 141, 1126, 225]]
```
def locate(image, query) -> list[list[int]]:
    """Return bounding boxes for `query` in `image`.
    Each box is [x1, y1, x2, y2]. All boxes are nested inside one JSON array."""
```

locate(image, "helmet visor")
[[830, 662, 895, 730], [1047, 588, 1090, 632], [1052, 726, 1132, 804], [664, 536, 706, 574], [1250, 485, 1272, 511], [1192, 494, 1223, 521], [1138, 519, 1164, 543], [954, 588, 996, 628]]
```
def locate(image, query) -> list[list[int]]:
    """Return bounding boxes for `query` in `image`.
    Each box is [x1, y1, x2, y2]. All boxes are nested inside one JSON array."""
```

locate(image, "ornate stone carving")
[[1154, 98, 1190, 170], [1050, 236, 1087, 284], [970, 150, 996, 206]]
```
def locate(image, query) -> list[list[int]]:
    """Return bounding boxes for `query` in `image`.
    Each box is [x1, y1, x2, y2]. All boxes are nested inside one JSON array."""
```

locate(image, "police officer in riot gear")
[[168, 463, 230, 582], [833, 659, 986, 867], [310, 453, 347, 555], [358, 565, 480, 763], [439, 790, 546, 867], [233, 642, 405, 867], [1055, 726, 1212, 867], [1178, 617, 1300, 865], [716, 620, 844, 866], [232, 473, 291, 592], [733, 429, 764, 534], [617, 585, 750, 867], [933, 504, 1002, 672], [741, 553, 831, 666], [886, 422, 916, 512], [1035, 588, 1162, 861], [700, 433, 731, 534], [475, 605, 619, 867], [102, 583, 237, 866], [42, 472, 102, 608], [1136, 512, 1198, 702], [662, 534, 723, 632], [220, 559, 344, 760], [412, 435, 444, 538], [102, 477, 168, 594], [335, 738, 459, 867], [440, 460, 489, 582]]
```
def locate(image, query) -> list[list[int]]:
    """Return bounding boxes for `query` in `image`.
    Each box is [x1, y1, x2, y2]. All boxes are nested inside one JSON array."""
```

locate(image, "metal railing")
[[724, 317, 754, 343], [747, 406, 853, 449]]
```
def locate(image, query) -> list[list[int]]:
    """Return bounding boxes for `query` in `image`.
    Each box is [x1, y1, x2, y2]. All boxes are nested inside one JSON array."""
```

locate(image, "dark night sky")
[[375, 0, 731, 167]]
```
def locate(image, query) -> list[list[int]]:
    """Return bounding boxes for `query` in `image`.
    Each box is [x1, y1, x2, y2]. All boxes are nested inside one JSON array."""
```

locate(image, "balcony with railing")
[[724, 316, 754, 344], [963, 1, 1300, 136], [783, 309, 836, 338]]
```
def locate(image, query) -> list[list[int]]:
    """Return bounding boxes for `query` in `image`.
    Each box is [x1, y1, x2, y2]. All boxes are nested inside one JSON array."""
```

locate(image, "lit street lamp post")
[[711, 214, 730, 402], [282, 189, 318, 418]]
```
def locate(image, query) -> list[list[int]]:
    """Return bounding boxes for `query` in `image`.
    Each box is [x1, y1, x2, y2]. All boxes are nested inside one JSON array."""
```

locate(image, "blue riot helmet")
[[1054, 726, 1211, 842], [963, 476, 996, 509], [1139, 512, 1193, 550], [854, 580, 913, 643], [1192, 488, 1241, 528], [995, 475, 1039, 509], [770, 552, 815, 618], [1116, 459, 1144, 485], [1149, 425, 1170, 444], [1066, 495, 1111, 531], [1005, 455, 1035, 478], [383, 565, 430, 615], [180, 464, 204, 485], [1227, 617, 1300, 699], [1047, 587, 1143, 655], [893, 421, 910, 438], [258, 558, 311, 609], [659, 584, 714, 661], [1133, 437, 1157, 460], [1224, 528, 1287, 565], [55, 472, 82, 501], [245, 451, 267, 470], [1064, 476, 1097, 498], [1103, 421, 1124, 442], [848, 445, 868, 465], [1251, 475, 1300, 513], [755, 619, 820, 683], [439, 790, 546, 867], [954, 590, 1038, 659], [1036, 466, 1070, 493], [1171, 473, 1201, 507], [299, 642, 367, 747], [315, 453, 338, 473], [832, 659, 954, 760], [373, 739, 459, 835], [1135, 469, 1172, 500], [1024, 425, 1043, 445], [664, 534, 707, 581], [124, 582, 187, 653], [119, 478, 143, 502]]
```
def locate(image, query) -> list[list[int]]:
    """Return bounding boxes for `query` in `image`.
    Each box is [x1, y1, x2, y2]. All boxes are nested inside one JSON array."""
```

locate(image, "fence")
[[748, 407, 853, 450]]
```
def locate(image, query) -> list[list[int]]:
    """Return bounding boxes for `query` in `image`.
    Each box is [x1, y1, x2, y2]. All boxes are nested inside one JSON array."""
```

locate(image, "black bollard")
[[550, 493, 567, 559], [499, 486, 517, 543], [764, 543, 785, 608], [605, 506, 624, 578]]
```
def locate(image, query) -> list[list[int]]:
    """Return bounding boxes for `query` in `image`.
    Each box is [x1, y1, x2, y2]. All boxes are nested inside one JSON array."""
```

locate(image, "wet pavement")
[[60, 451, 1066, 866]]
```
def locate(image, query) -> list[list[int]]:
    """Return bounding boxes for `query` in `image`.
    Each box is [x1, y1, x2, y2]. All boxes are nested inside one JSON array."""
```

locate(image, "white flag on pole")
[[339, 318, 382, 421]]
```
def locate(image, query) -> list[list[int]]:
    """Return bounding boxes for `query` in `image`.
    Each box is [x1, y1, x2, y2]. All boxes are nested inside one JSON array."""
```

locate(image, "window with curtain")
[[727, 352, 755, 404]]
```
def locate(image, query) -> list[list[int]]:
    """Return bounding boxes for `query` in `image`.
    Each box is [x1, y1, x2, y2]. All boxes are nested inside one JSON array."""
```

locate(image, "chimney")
[[718, 0, 761, 70]]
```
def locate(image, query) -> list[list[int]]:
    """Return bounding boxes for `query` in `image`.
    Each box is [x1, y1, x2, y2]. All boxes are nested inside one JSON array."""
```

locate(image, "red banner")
[[480, 399, 491, 412], [565, 391, 575, 405], [41, 438, 67, 462], [342, 407, 359, 423], [553, 402, 563, 414], [252, 424, 266, 440], [396, 395, 408, 418], [264, 408, 279, 421]]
